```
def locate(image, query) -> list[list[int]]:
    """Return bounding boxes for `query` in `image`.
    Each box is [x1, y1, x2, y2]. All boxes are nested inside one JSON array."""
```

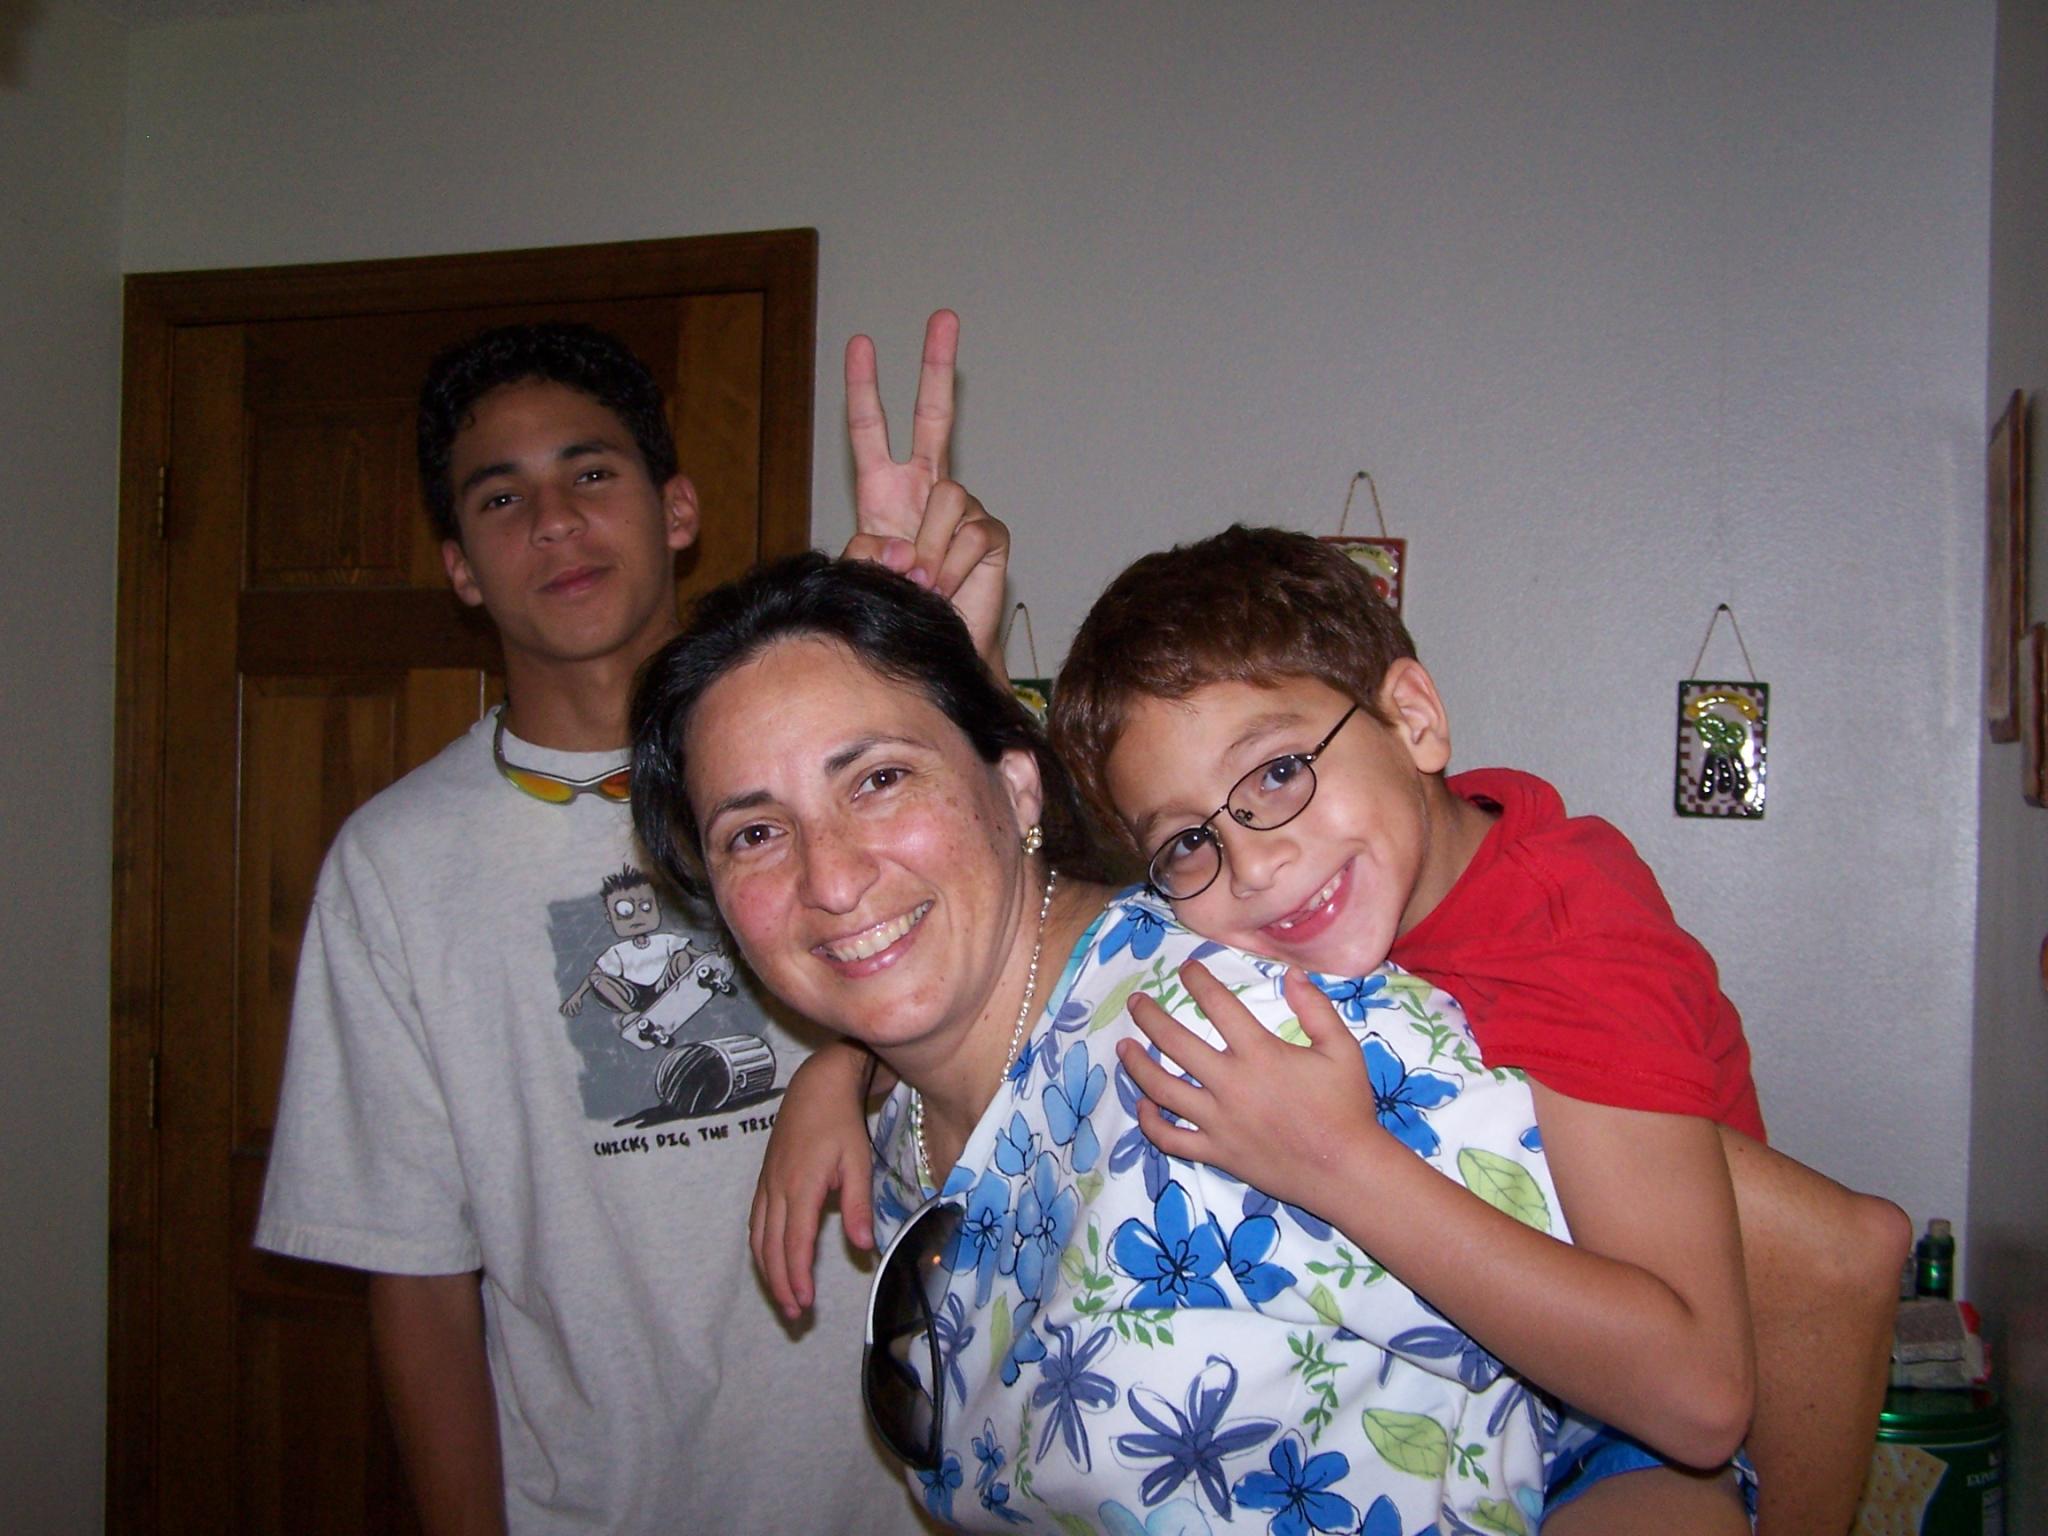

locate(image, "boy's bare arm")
[[368, 1271, 507, 1536], [1721, 1130, 1909, 1536], [750, 1039, 889, 1317], [1123, 963, 1755, 1469]]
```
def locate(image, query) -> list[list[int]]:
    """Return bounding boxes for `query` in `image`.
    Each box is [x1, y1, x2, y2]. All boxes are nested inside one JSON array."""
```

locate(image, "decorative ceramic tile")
[[1010, 677, 1053, 723], [1323, 535, 1407, 614], [1676, 680, 1767, 819]]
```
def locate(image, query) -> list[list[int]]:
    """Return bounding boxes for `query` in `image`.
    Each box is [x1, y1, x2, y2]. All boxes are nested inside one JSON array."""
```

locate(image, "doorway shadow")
[[0, 0, 42, 90]]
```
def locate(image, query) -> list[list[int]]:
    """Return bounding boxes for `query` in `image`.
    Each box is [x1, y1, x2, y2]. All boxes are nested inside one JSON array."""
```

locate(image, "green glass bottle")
[[1914, 1218, 1955, 1300]]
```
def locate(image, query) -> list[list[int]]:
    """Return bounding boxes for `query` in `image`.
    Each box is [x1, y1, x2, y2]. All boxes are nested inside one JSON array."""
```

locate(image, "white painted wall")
[[0, 0, 1991, 1516], [0, 4, 126, 1531], [122, 0, 1994, 1227], [1972, 0, 2048, 1515]]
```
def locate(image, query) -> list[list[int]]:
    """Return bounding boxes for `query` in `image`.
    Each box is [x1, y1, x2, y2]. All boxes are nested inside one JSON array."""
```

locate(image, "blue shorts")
[[1546, 1419, 1759, 1529]]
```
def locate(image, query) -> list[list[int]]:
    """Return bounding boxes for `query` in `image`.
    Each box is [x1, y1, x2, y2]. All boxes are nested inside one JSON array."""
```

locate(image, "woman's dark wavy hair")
[[631, 552, 1121, 901], [417, 322, 680, 543]]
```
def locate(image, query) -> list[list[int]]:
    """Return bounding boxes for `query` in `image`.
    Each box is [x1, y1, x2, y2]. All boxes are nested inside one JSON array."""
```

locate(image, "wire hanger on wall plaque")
[[1321, 469, 1406, 615], [1676, 603, 1768, 819], [1005, 601, 1052, 721]]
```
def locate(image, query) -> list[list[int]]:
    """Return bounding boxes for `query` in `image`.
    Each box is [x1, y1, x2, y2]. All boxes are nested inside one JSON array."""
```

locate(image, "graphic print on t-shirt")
[[554, 864, 779, 1126]]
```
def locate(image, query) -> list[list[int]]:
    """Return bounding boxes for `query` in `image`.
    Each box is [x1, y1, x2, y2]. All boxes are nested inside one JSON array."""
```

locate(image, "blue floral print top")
[[871, 889, 1569, 1536]]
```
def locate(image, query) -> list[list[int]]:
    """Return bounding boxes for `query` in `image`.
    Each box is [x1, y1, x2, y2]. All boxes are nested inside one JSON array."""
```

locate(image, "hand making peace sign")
[[840, 309, 1011, 674]]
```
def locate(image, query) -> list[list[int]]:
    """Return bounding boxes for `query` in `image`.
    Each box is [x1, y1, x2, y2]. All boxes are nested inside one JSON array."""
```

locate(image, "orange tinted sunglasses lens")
[[493, 716, 633, 804], [501, 765, 570, 803], [498, 764, 631, 803]]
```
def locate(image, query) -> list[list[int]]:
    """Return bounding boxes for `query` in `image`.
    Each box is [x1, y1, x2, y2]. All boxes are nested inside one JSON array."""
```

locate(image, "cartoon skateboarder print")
[[561, 865, 739, 1050]]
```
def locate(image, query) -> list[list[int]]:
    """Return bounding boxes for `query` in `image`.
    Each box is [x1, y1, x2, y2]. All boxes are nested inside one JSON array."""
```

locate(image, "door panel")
[[110, 233, 818, 1534]]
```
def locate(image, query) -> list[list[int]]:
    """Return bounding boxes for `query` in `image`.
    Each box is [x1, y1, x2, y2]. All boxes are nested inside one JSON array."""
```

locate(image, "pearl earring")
[[1021, 824, 1044, 855]]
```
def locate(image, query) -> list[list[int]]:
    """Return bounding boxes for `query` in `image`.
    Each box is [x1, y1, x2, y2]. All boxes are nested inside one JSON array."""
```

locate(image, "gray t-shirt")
[[257, 710, 917, 1534]]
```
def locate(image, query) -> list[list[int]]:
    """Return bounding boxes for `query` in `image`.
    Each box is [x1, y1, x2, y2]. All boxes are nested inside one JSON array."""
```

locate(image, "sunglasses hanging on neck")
[[492, 714, 632, 805]]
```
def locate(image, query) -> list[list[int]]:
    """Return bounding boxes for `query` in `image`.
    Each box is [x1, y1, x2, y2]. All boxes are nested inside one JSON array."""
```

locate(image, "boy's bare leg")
[[1722, 1129, 1911, 1536], [1545, 1467, 1750, 1536]]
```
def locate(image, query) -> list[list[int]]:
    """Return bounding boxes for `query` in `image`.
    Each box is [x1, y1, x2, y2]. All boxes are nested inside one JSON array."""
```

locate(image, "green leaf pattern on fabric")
[[1471, 1497, 1532, 1535], [1458, 1148, 1552, 1233], [1362, 1409, 1451, 1478]]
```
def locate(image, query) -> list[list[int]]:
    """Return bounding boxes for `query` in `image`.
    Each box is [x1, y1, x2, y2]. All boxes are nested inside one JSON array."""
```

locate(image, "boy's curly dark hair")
[[416, 322, 679, 543], [1051, 525, 1419, 857]]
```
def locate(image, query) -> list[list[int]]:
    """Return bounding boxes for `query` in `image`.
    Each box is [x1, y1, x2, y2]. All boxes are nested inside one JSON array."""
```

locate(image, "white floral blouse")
[[870, 889, 1569, 1536]]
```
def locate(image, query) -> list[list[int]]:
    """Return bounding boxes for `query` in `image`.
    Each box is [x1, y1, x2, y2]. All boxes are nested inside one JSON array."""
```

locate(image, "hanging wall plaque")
[[1676, 605, 1768, 819], [1322, 469, 1406, 614], [1011, 678, 1053, 722], [1005, 601, 1052, 722]]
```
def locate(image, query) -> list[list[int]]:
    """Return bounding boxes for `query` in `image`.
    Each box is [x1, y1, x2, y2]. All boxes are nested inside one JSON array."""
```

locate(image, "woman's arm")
[[1121, 962, 1755, 1469]]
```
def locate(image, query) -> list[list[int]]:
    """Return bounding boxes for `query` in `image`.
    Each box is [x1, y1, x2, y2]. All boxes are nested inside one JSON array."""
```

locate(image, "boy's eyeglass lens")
[[1146, 704, 1362, 901], [863, 1197, 964, 1471], [492, 716, 633, 804]]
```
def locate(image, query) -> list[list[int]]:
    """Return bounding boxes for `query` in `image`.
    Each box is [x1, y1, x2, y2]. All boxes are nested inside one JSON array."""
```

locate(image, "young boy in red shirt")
[[758, 524, 1907, 1535], [1061, 524, 1902, 1533]]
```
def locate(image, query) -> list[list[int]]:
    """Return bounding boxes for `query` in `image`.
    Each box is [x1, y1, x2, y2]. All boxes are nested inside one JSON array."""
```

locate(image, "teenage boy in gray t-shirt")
[[258, 312, 1003, 1534]]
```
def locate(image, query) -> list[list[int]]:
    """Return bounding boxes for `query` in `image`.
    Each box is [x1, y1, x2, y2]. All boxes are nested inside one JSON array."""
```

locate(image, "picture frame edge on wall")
[[1984, 388, 2028, 744], [2026, 623, 2048, 809]]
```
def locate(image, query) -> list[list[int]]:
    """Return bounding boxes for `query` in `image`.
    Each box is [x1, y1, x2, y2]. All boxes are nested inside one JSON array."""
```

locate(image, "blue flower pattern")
[[932, 1291, 977, 1403], [870, 888, 1567, 1533], [1113, 1356, 1278, 1515], [1307, 970, 1393, 1022], [972, 1419, 1030, 1523], [1045, 1042, 1108, 1172], [919, 1452, 963, 1521], [1361, 1035, 1463, 1158], [1101, 901, 1169, 961], [1222, 1213, 1294, 1305], [1109, 1048, 1174, 1202], [1000, 1297, 1048, 1387], [1380, 1300, 1505, 1393], [1113, 1181, 1231, 1310], [1031, 1318, 1117, 1469], [946, 1166, 1018, 1308], [1010, 1153, 1082, 1305], [1233, 1431, 1360, 1536]]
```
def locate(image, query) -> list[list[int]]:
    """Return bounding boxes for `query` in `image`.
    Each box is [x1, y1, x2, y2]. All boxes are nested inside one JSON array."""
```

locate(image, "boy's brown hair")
[[1050, 525, 1418, 857]]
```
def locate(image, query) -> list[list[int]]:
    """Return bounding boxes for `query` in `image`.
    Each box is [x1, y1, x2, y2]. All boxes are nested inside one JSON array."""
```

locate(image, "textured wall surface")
[[13, 3, 2015, 1527], [122, 1, 1993, 1221], [0, 4, 126, 1531], [1972, 0, 2048, 1518]]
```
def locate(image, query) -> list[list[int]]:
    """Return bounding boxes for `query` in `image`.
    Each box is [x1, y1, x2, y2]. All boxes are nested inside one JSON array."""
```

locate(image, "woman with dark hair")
[[630, 553, 1563, 1535]]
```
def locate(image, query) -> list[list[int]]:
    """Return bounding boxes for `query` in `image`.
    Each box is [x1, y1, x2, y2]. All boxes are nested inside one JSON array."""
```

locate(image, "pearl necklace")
[[910, 869, 1059, 1192]]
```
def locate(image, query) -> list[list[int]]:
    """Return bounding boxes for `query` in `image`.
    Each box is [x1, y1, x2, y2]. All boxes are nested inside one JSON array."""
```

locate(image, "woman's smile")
[[815, 900, 934, 969]]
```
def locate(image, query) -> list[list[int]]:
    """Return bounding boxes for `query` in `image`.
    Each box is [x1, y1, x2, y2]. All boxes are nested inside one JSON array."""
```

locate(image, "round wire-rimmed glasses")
[[1145, 704, 1362, 900]]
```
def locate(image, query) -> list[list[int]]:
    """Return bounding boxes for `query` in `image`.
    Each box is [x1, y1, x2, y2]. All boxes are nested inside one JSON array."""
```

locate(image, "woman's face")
[[684, 635, 1043, 1062]]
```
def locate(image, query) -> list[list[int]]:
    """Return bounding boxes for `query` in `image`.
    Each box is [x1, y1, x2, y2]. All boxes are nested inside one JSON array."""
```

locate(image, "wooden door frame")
[[106, 230, 818, 1529]]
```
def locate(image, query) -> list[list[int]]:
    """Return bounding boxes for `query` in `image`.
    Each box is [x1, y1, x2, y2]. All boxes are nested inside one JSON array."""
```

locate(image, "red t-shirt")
[[1390, 767, 1766, 1142]]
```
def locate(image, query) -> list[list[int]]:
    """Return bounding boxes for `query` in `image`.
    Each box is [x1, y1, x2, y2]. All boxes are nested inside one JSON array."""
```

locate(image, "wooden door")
[[108, 233, 817, 1535]]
